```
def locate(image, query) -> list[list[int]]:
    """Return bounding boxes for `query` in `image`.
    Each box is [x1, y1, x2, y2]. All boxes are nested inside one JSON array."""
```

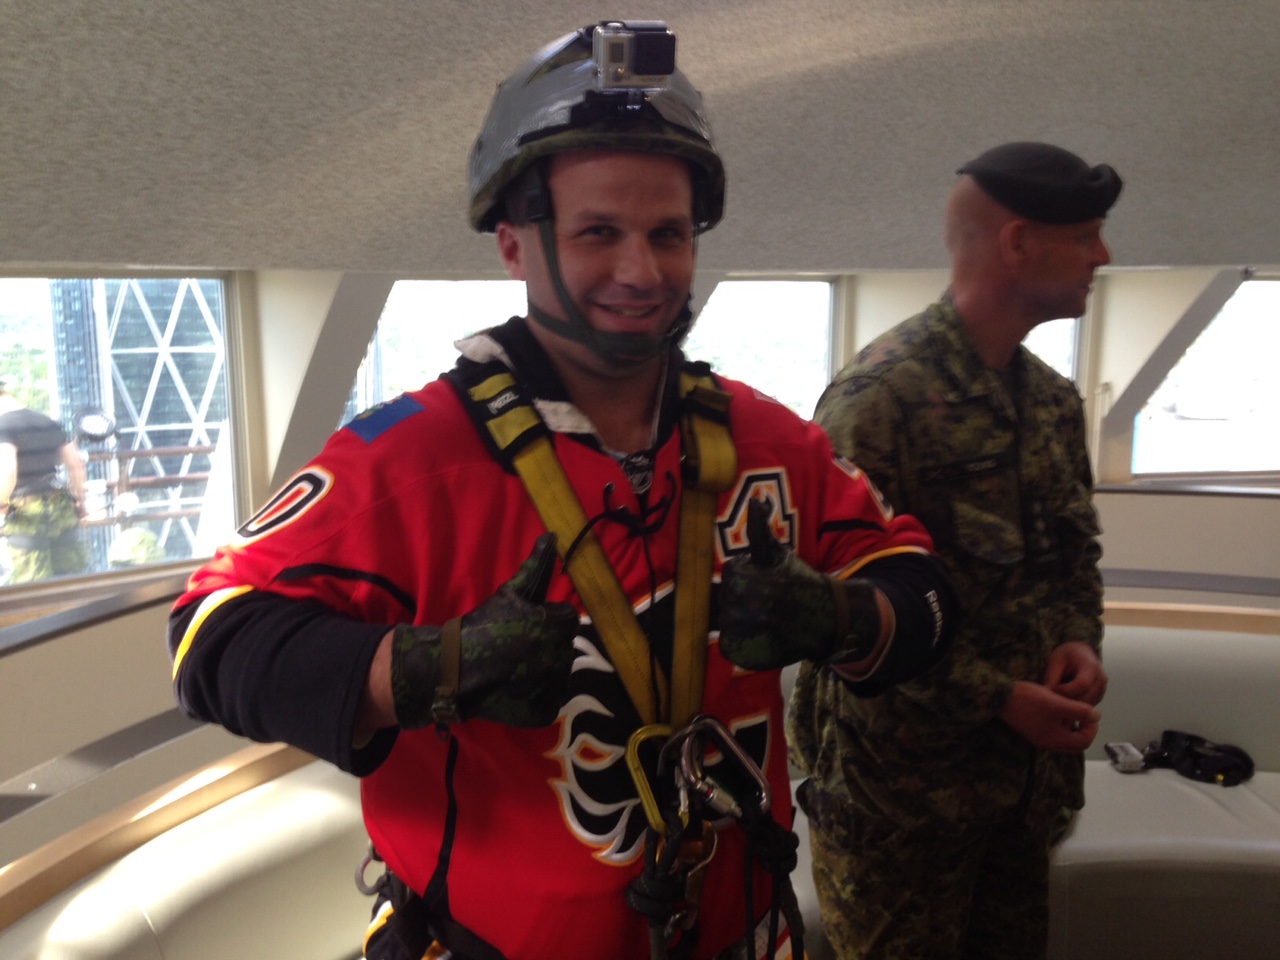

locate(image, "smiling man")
[[494, 149, 698, 453], [803, 142, 1120, 959], [168, 21, 957, 960]]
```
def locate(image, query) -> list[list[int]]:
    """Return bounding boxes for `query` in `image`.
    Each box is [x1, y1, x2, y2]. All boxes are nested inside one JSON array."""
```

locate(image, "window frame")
[[1100, 270, 1280, 489], [0, 269, 242, 604]]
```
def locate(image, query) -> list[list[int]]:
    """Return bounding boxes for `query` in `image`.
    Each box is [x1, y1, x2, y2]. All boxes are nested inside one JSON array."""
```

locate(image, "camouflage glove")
[[718, 499, 882, 671], [391, 533, 579, 728]]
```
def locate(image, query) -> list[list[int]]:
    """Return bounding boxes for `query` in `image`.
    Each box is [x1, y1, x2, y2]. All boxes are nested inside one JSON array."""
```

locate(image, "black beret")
[[957, 141, 1122, 224]]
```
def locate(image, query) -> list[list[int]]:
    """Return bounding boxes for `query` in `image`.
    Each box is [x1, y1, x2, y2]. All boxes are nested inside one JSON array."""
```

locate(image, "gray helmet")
[[467, 21, 726, 234]]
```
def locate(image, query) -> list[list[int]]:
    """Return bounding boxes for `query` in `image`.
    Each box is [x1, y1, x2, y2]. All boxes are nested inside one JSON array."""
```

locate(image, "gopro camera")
[[592, 21, 677, 89], [1105, 742, 1147, 774]]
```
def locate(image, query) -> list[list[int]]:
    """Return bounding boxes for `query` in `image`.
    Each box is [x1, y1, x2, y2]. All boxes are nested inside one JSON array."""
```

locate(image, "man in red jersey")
[[169, 21, 956, 960]]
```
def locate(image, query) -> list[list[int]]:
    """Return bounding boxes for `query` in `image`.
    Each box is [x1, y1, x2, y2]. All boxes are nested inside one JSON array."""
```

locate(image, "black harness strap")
[[380, 730, 509, 960], [626, 810, 705, 960], [1145, 729, 1255, 786]]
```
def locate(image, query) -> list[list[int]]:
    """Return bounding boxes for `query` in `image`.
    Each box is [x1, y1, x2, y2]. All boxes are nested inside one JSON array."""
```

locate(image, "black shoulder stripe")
[[819, 518, 886, 536], [275, 564, 417, 618]]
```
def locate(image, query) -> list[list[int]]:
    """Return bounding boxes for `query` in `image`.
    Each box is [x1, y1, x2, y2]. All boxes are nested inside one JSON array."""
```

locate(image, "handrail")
[[1096, 482, 1280, 498], [1102, 568, 1280, 598], [0, 742, 315, 931], [1102, 601, 1280, 635], [0, 569, 191, 660], [0, 709, 206, 826]]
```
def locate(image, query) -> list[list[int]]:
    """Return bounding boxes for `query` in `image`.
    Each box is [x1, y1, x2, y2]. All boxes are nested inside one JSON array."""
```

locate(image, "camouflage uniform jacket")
[[792, 293, 1103, 831]]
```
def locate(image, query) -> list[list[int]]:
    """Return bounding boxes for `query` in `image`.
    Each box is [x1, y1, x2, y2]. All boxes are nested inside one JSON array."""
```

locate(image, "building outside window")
[[0, 276, 233, 587]]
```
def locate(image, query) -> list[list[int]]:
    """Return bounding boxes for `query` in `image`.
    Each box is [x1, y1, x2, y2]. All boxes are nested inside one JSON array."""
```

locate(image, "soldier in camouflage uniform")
[[0, 376, 88, 583], [792, 142, 1120, 959]]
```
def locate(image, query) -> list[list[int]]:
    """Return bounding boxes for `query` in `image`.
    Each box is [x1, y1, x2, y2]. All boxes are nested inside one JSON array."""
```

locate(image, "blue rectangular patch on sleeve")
[[344, 395, 424, 444]]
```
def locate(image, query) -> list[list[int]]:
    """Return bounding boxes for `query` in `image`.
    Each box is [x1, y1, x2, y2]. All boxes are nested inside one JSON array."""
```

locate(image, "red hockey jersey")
[[171, 326, 937, 960]]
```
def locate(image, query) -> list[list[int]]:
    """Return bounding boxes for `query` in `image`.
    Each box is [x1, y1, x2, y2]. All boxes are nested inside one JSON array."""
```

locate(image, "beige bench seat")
[[1049, 764, 1280, 960]]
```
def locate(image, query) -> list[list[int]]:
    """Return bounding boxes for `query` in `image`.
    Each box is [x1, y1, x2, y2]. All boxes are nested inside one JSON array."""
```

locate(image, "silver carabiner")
[[354, 844, 384, 896], [678, 714, 772, 822]]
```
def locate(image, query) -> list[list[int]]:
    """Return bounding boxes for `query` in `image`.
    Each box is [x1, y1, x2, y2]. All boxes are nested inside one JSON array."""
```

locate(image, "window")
[[1, 276, 233, 587], [346, 280, 526, 420], [1024, 316, 1077, 381], [1132, 279, 1280, 475], [347, 279, 834, 421], [684, 280, 832, 417]]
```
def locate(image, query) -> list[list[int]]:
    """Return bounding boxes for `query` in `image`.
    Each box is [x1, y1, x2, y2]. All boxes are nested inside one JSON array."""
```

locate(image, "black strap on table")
[[1144, 729, 1255, 787]]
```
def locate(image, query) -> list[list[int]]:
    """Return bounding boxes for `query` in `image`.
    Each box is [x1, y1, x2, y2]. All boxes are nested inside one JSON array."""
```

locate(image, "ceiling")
[[1, 0, 1277, 274]]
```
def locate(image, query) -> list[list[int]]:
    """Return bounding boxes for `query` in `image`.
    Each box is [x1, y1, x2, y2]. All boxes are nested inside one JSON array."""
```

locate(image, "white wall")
[[1096, 491, 1280, 609], [847, 270, 947, 361], [1, 605, 182, 784]]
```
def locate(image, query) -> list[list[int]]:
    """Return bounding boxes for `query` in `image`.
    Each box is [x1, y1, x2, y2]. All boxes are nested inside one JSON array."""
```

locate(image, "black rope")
[[627, 809, 704, 960], [560, 478, 673, 565], [562, 475, 677, 723]]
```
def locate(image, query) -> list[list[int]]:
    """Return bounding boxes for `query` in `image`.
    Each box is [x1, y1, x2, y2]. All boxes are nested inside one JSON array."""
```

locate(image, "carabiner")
[[354, 844, 385, 896], [626, 723, 677, 835], [678, 714, 772, 822]]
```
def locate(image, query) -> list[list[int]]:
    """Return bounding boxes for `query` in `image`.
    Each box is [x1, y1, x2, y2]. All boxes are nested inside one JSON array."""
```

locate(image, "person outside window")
[[0, 374, 88, 583]]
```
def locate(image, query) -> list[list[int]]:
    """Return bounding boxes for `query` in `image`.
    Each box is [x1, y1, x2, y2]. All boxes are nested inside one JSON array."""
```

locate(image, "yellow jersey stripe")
[[171, 585, 254, 679]]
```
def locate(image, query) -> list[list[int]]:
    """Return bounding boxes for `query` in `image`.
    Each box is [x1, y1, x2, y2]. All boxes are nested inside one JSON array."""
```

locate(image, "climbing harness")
[[358, 358, 800, 960], [448, 359, 735, 727]]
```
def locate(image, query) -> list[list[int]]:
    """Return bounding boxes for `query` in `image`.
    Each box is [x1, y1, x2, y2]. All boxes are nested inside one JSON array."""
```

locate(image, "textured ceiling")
[[1, 0, 1277, 273]]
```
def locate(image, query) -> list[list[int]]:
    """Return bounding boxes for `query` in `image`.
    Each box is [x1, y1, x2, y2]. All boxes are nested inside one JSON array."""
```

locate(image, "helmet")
[[467, 21, 726, 234]]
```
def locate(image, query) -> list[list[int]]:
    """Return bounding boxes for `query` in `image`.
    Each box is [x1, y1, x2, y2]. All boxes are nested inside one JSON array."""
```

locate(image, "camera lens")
[[631, 33, 676, 76]]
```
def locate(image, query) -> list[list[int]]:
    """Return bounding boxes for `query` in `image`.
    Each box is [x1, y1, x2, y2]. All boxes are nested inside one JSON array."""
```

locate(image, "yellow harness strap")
[[671, 374, 736, 728], [463, 367, 735, 726]]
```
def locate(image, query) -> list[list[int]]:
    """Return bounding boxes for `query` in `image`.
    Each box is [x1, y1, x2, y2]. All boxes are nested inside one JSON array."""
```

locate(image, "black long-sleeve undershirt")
[[169, 592, 397, 776], [845, 551, 958, 696]]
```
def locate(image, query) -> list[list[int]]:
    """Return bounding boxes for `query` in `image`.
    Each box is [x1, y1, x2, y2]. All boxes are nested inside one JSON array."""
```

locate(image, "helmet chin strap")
[[525, 166, 695, 369]]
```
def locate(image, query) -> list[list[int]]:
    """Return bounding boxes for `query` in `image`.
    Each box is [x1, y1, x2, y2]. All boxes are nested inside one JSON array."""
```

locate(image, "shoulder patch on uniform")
[[344, 395, 424, 444]]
